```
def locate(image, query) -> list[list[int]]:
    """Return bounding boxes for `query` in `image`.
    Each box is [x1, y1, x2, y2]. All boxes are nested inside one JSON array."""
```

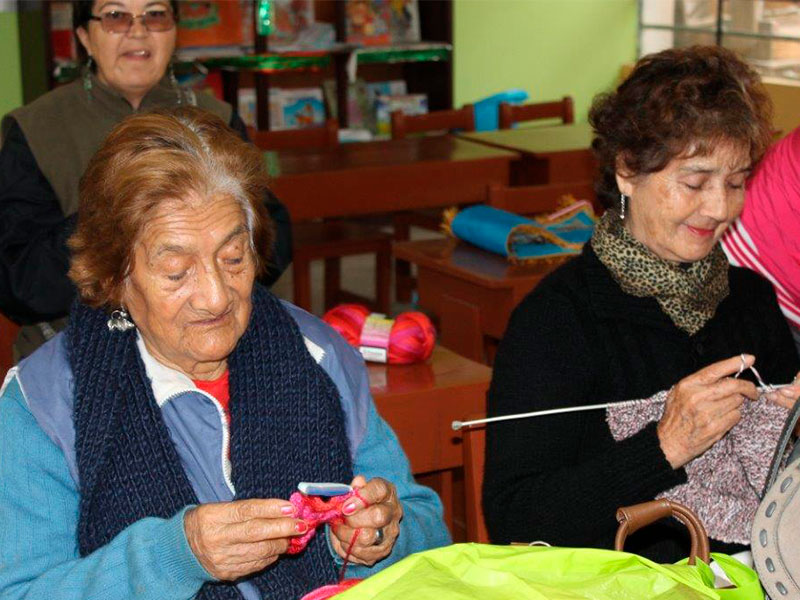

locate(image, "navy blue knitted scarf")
[[68, 285, 352, 600]]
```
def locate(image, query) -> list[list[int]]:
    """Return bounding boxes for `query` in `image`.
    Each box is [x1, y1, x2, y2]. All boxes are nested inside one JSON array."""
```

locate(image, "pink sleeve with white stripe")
[[722, 126, 800, 326]]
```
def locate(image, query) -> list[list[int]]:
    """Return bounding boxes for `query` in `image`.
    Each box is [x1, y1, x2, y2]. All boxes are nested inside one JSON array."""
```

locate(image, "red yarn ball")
[[322, 304, 436, 364]]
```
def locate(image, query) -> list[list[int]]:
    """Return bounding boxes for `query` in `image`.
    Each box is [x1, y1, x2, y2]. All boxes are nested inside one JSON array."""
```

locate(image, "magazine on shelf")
[[345, 0, 392, 46], [375, 93, 428, 135], [388, 0, 420, 44], [177, 1, 244, 48], [269, 88, 326, 130]]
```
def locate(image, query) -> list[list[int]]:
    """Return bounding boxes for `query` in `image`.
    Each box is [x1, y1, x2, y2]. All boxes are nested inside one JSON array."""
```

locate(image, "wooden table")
[[266, 136, 518, 221], [393, 238, 569, 363], [457, 123, 595, 185], [369, 345, 491, 538]]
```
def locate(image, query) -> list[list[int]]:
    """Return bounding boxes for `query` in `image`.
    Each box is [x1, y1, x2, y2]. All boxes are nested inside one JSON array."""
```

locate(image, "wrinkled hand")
[[765, 369, 800, 436], [184, 499, 307, 581], [658, 355, 758, 469], [329, 475, 403, 566]]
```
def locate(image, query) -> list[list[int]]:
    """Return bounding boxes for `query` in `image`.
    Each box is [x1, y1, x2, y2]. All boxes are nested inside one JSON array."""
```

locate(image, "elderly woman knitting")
[[0, 108, 449, 600], [484, 46, 800, 562]]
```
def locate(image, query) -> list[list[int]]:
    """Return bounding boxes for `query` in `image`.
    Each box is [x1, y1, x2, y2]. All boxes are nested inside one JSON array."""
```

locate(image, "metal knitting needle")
[[452, 402, 626, 430], [452, 382, 793, 430]]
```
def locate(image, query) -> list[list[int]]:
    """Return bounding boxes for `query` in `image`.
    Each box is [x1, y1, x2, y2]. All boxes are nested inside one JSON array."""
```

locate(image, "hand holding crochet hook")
[[184, 498, 309, 581], [657, 354, 759, 470], [328, 475, 403, 566]]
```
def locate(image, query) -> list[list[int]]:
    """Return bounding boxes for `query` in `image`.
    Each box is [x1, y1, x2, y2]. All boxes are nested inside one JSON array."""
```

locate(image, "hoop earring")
[[83, 56, 94, 100], [619, 194, 627, 220], [107, 307, 135, 332]]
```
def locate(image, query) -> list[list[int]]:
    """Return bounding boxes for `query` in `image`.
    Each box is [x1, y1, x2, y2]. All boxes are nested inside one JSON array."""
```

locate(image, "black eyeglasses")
[[89, 9, 175, 34]]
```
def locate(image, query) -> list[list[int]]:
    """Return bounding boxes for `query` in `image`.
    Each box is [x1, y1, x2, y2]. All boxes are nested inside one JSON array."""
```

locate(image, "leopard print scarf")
[[591, 210, 729, 335]]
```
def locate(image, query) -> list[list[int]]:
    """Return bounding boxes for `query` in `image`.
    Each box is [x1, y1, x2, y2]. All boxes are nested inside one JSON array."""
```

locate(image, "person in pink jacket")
[[722, 125, 800, 351]]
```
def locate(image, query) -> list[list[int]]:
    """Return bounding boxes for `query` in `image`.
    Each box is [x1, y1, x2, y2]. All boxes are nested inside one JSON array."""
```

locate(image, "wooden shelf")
[[38, 0, 453, 131]]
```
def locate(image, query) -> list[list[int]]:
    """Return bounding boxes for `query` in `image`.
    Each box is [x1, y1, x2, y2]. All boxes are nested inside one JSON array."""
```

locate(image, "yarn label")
[[359, 313, 393, 363]]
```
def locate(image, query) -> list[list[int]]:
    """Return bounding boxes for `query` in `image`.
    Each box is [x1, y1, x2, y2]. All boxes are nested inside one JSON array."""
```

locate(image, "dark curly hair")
[[589, 45, 773, 210]]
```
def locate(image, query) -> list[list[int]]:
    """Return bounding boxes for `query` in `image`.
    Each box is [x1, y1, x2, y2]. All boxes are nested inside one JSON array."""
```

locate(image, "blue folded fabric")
[[449, 204, 595, 262]]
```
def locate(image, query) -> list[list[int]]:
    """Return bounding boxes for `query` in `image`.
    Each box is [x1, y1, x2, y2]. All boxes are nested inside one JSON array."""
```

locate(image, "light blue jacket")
[[0, 302, 450, 600]]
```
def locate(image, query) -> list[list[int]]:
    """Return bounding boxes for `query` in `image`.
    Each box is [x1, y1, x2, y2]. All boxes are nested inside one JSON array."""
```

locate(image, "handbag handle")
[[763, 397, 800, 495], [614, 499, 710, 565]]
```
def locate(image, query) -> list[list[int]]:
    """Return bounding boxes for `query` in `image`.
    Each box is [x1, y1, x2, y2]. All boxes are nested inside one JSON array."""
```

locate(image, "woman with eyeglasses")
[[0, 0, 292, 361]]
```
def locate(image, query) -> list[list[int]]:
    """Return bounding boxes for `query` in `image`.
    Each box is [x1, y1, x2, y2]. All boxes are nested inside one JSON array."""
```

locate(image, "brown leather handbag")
[[615, 498, 710, 565]]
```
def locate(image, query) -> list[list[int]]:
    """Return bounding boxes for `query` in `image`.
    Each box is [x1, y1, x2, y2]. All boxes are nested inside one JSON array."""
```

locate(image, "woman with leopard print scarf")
[[484, 46, 800, 563]]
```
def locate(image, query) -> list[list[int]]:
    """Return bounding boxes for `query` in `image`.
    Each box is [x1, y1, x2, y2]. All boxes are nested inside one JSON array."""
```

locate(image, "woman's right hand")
[[184, 499, 307, 581], [657, 355, 758, 469]]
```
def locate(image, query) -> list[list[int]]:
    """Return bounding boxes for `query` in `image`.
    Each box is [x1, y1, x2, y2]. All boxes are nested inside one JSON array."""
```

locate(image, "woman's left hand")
[[766, 370, 800, 435], [329, 475, 403, 566]]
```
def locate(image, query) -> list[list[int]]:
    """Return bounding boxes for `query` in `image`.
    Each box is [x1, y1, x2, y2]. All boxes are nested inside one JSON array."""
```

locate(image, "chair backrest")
[[487, 180, 597, 216], [498, 96, 574, 129], [391, 105, 476, 140], [0, 313, 20, 378], [463, 413, 490, 543], [248, 118, 339, 151]]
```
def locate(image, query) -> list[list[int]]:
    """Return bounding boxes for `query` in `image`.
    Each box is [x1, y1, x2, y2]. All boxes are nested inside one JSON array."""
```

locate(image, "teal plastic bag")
[[336, 544, 763, 600]]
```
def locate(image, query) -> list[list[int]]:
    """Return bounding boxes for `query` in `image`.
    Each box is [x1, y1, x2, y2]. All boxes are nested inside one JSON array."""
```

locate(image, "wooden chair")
[[390, 104, 476, 140], [0, 313, 20, 377], [250, 120, 392, 314], [390, 105, 477, 301], [248, 119, 338, 151], [498, 96, 575, 130], [462, 413, 490, 543], [487, 180, 597, 215]]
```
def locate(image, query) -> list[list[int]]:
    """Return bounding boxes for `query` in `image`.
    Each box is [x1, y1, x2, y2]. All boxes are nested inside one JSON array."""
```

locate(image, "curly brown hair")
[[68, 106, 274, 308], [589, 45, 773, 209]]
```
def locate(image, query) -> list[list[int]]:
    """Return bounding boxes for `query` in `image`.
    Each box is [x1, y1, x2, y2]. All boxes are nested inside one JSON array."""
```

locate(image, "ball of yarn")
[[323, 304, 436, 364]]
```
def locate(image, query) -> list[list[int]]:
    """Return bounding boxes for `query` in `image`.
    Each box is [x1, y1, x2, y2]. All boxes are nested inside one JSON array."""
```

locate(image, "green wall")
[[454, 0, 637, 122], [0, 8, 23, 119]]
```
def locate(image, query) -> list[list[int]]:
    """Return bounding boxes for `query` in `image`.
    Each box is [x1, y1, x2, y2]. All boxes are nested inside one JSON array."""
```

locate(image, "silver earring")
[[619, 193, 627, 220], [83, 56, 94, 100], [169, 63, 183, 105], [107, 308, 135, 332]]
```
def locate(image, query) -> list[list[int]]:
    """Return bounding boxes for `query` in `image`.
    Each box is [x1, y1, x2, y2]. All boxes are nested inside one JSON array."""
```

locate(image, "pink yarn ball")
[[322, 304, 436, 364], [322, 304, 370, 346]]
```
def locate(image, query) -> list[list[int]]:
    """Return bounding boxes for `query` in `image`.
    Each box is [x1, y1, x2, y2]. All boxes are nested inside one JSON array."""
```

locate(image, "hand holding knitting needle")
[[657, 355, 758, 470], [328, 475, 403, 566], [765, 369, 800, 435]]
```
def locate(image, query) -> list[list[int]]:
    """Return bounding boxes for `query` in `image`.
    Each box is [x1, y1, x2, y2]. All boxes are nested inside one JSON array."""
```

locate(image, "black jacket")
[[484, 244, 799, 562], [0, 115, 292, 325]]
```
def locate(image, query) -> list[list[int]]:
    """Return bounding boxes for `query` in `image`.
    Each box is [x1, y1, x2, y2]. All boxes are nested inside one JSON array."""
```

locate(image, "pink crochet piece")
[[607, 390, 791, 544], [287, 490, 364, 554], [299, 579, 362, 600]]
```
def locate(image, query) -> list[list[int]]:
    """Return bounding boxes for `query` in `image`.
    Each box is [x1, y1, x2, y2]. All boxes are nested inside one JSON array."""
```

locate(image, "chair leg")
[[394, 213, 413, 303], [324, 257, 341, 311], [293, 255, 313, 312], [376, 247, 391, 315]]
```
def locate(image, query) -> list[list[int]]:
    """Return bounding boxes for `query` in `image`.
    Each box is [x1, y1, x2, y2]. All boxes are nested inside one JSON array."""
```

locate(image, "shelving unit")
[[209, 0, 453, 130], [30, 0, 453, 132]]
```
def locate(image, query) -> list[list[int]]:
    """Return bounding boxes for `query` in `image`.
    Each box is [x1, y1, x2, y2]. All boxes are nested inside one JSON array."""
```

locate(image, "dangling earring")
[[83, 56, 94, 100], [169, 62, 183, 105], [107, 307, 135, 332], [619, 193, 627, 220]]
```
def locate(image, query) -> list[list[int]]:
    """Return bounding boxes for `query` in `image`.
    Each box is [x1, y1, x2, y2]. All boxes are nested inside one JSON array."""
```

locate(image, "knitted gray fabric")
[[607, 390, 789, 544]]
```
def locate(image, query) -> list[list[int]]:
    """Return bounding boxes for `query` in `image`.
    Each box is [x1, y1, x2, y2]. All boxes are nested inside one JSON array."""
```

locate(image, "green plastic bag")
[[337, 544, 763, 600]]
